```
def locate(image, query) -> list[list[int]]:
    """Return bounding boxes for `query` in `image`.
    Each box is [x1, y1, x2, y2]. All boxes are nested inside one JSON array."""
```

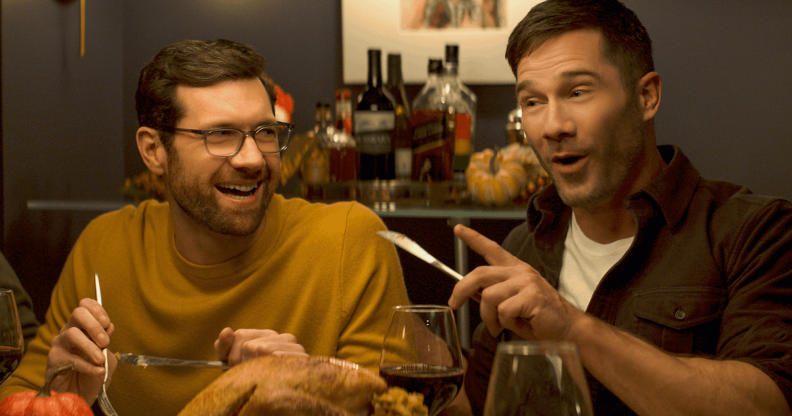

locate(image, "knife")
[[115, 352, 228, 369], [376, 230, 482, 302], [377, 230, 533, 326]]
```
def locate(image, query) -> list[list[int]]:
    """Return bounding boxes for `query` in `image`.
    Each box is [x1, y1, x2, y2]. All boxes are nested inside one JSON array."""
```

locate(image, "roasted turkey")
[[178, 355, 423, 416]]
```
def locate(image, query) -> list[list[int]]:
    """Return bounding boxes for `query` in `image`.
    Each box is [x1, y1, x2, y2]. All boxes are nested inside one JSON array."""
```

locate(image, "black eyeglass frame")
[[157, 121, 294, 157]]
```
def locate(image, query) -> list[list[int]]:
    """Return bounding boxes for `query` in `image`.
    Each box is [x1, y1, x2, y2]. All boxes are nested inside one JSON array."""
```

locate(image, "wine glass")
[[380, 305, 465, 416], [483, 341, 593, 416], [0, 289, 24, 385]]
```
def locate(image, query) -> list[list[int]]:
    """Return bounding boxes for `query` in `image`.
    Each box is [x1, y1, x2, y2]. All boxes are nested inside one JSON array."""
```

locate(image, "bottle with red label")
[[410, 56, 472, 183], [444, 44, 477, 178], [328, 89, 357, 183]]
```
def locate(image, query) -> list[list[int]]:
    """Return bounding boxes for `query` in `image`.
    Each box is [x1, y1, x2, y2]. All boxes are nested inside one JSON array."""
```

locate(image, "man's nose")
[[228, 134, 266, 170], [542, 100, 575, 142]]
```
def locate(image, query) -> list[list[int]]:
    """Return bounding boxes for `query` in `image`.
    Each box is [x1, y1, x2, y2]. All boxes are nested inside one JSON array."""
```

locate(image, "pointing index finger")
[[453, 224, 520, 267]]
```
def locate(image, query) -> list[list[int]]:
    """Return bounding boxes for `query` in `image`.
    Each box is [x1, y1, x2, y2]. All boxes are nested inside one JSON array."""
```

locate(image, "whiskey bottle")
[[444, 44, 477, 177], [410, 58, 455, 182], [328, 89, 357, 182]]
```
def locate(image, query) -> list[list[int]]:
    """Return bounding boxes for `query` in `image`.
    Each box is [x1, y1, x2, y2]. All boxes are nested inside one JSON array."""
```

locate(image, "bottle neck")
[[444, 62, 459, 77], [388, 66, 403, 88], [367, 50, 383, 89]]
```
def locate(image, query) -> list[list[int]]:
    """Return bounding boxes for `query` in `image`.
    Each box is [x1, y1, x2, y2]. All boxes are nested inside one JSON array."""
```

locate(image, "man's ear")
[[137, 127, 167, 176], [637, 71, 661, 122]]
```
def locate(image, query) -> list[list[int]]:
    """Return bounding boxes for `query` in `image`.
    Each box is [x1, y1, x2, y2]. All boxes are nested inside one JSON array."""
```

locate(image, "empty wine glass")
[[483, 341, 593, 416], [379, 305, 465, 416], [0, 289, 24, 385]]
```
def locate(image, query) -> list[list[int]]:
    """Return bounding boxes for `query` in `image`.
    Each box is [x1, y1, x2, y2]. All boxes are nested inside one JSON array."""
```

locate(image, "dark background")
[[2, 1, 790, 332]]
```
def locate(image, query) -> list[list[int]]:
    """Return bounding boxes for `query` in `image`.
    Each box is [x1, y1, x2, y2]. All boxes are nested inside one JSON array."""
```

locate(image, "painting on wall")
[[342, 0, 541, 85]]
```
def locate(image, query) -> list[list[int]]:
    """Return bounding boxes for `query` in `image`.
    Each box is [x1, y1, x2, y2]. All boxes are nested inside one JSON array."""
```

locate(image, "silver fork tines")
[[95, 273, 120, 416]]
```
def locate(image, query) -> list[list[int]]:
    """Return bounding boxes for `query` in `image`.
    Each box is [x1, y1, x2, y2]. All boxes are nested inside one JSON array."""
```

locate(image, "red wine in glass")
[[380, 305, 465, 416], [381, 363, 465, 416], [1, 289, 24, 384], [0, 346, 23, 384]]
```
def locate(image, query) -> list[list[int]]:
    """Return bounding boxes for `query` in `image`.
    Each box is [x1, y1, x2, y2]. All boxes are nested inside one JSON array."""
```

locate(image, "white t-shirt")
[[557, 214, 634, 311]]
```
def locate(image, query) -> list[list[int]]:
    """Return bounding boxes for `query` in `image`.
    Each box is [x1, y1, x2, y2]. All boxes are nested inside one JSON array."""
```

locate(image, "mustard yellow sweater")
[[1, 195, 410, 416]]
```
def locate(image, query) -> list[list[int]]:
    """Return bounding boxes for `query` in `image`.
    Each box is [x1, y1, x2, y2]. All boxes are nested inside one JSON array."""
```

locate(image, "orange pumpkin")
[[0, 364, 92, 416], [466, 147, 529, 206]]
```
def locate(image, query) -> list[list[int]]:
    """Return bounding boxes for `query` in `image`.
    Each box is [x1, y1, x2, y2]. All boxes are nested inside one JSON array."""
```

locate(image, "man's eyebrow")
[[515, 79, 534, 96], [560, 69, 603, 82], [515, 69, 603, 96]]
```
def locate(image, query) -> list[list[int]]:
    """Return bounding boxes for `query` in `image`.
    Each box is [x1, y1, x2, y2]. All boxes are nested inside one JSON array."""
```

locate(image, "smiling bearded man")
[[0, 39, 412, 416]]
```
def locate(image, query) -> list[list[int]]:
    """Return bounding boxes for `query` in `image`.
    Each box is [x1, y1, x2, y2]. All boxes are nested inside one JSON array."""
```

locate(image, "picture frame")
[[342, 0, 541, 85]]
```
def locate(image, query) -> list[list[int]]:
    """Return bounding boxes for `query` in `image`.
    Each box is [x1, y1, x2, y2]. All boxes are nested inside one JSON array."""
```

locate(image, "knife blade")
[[115, 352, 228, 369], [376, 230, 482, 302]]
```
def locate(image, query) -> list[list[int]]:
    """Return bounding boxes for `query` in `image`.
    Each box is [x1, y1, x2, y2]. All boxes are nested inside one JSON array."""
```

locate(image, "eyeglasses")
[[158, 122, 294, 157]]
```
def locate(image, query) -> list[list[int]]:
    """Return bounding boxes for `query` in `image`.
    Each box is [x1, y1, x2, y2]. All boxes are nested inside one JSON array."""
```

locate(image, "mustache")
[[216, 167, 270, 183]]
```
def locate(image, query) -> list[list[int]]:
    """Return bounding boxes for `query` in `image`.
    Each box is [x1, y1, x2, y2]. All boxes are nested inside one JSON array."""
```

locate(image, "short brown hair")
[[506, 0, 653, 91], [135, 39, 276, 147]]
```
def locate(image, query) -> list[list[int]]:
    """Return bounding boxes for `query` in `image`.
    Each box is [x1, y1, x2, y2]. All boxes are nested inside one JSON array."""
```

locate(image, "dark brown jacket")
[[466, 146, 792, 415]]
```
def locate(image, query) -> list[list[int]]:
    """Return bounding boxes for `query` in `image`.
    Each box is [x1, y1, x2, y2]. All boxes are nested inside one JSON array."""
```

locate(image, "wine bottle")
[[355, 49, 396, 181], [410, 58, 455, 182], [444, 44, 477, 177], [386, 53, 412, 181]]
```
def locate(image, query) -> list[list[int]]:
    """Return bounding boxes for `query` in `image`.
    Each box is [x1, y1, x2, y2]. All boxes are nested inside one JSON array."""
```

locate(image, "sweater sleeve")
[[334, 203, 411, 373], [0, 208, 126, 400]]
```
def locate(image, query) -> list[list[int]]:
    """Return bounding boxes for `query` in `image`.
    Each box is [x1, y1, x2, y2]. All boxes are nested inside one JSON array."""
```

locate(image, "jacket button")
[[675, 310, 686, 320]]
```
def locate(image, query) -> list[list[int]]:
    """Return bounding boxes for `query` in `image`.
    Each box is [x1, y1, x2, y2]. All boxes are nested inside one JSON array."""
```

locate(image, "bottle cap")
[[445, 44, 459, 64], [335, 88, 351, 100], [428, 58, 443, 75]]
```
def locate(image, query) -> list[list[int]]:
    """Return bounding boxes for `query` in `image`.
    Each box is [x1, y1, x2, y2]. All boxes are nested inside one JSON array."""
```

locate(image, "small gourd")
[[466, 146, 529, 206], [0, 364, 92, 416]]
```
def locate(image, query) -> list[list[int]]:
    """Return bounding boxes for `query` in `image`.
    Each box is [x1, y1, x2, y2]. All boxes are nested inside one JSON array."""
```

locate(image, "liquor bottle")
[[355, 49, 396, 181], [386, 53, 412, 181], [335, 88, 353, 135], [329, 90, 357, 182], [444, 44, 477, 178], [300, 102, 330, 187], [410, 58, 456, 182]]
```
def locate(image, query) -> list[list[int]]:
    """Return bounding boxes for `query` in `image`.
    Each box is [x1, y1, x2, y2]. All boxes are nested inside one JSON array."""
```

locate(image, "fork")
[[95, 273, 120, 416]]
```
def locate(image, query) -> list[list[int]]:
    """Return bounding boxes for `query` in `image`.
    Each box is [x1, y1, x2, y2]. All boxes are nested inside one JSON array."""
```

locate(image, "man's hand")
[[214, 328, 308, 366], [48, 297, 116, 405], [448, 224, 584, 341]]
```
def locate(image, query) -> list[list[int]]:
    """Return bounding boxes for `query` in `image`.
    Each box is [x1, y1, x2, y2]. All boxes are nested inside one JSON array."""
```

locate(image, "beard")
[[165, 149, 274, 236]]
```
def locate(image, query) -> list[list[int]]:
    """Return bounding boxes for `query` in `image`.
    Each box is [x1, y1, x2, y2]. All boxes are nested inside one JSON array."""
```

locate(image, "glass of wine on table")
[[0, 289, 24, 385], [380, 305, 465, 416]]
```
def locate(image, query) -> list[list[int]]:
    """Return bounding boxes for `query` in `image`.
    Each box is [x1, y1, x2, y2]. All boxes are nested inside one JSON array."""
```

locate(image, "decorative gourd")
[[466, 147, 529, 206], [0, 364, 92, 416], [497, 142, 539, 168]]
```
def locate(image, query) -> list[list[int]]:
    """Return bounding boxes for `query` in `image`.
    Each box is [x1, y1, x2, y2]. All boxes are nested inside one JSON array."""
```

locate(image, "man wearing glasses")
[[0, 39, 411, 416]]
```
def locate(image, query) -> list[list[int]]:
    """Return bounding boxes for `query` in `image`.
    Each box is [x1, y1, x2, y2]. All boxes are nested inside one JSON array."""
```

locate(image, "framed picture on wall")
[[342, 0, 541, 85]]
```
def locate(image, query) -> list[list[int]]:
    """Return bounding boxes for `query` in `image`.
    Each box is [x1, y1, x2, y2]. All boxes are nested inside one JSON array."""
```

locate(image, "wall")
[[119, 0, 792, 197], [629, 1, 792, 196], [2, 0, 791, 322], [2, 0, 124, 319]]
